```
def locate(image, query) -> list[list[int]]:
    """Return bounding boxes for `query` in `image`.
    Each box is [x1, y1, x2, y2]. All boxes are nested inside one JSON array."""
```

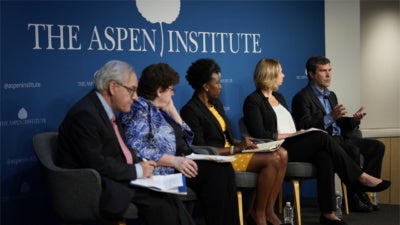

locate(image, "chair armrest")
[[191, 145, 219, 155], [43, 167, 102, 222]]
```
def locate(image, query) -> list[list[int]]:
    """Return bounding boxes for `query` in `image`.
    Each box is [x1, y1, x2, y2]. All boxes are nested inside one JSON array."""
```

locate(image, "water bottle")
[[335, 191, 342, 218], [283, 201, 294, 225], [371, 192, 378, 205]]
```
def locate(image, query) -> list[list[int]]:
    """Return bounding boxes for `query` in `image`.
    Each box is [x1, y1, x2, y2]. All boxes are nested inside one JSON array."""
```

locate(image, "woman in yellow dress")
[[181, 58, 288, 225]]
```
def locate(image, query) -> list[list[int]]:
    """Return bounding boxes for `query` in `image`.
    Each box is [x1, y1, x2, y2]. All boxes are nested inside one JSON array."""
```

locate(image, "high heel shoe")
[[358, 180, 391, 193]]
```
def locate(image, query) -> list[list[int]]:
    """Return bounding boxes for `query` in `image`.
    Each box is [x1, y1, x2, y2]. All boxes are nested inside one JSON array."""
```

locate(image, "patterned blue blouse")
[[120, 97, 194, 175]]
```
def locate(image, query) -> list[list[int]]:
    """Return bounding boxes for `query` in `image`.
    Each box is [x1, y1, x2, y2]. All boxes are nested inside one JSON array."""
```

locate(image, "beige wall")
[[376, 137, 400, 204], [325, 0, 399, 204], [325, 0, 400, 138]]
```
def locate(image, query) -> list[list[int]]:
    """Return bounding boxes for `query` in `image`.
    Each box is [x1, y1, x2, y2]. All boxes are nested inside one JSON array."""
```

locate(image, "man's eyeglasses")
[[117, 83, 137, 96]]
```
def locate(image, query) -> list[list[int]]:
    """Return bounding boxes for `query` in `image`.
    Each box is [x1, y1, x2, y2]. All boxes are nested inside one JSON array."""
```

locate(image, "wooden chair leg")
[[292, 179, 302, 225], [278, 188, 283, 213], [341, 183, 349, 215], [103, 219, 127, 225], [102, 220, 126, 225], [237, 191, 244, 225]]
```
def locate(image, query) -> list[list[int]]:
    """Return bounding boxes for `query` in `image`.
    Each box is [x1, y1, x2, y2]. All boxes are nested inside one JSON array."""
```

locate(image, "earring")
[[205, 89, 209, 92]]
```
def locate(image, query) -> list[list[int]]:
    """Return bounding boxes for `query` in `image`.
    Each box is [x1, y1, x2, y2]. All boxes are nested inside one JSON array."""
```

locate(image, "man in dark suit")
[[57, 60, 194, 225], [292, 56, 385, 212]]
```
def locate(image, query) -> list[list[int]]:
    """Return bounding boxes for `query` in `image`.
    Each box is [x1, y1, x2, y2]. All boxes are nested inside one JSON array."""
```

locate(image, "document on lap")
[[130, 173, 187, 195], [287, 127, 327, 138], [242, 139, 285, 153], [186, 153, 236, 162]]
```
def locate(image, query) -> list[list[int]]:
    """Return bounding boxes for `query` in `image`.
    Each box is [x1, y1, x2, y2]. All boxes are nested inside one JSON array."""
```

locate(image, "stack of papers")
[[186, 153, 236, 162], [287, 127, 327, 138], [242, 139, 285, 153], [130, 173, 187, 195]]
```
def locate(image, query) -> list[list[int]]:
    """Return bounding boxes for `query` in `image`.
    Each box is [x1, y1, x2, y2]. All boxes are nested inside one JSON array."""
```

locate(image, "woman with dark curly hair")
[[120, 62, 240, 225], [180, 58, 288, 225]]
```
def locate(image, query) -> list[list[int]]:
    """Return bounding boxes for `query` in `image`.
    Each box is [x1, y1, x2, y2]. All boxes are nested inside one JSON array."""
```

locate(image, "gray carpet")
[[294, 198, 400, 225], [127, 197, 400, 225], [191, 197, 400, 225]]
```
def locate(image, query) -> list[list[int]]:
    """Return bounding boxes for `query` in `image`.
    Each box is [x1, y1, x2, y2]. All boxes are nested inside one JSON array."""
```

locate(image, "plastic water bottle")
[[371, 192, 378, 205], [335, 191, 342, 218], [283, 201, 294, 225]]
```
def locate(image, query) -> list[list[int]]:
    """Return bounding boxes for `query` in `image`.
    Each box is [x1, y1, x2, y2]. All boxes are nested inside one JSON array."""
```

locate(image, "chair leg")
[[102, 220, 127, 225], [341, 183, 349, 215], [292, 179, 302, 225], [237, 191, 244, 225]]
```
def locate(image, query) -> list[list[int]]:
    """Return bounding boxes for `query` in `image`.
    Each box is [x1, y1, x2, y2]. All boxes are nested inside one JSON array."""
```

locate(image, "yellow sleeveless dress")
[[208, 106, 253, 171]]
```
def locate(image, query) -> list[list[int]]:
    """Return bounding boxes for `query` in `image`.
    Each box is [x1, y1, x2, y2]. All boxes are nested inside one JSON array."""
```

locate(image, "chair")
[[238, 118, 349, 225], [235, 171, 258, 225], [32, 132, 138, 225]]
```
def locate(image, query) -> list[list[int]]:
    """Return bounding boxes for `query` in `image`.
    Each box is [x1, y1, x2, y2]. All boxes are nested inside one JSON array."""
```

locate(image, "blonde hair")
[[253, 58, 281, 91]]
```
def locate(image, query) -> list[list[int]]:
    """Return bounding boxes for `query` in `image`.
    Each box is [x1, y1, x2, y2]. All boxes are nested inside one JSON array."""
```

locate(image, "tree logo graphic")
[[136, 0, 181, 57]]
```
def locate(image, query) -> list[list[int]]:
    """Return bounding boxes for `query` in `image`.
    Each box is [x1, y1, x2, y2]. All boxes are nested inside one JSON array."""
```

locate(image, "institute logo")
[[18, 107, 28, 120], [0, 107, 46, 127], [136, 0, 180, 57], [28, 1, 261, 55]]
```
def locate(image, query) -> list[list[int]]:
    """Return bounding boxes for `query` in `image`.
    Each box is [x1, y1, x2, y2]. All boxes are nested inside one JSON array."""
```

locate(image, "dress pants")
[[313, 151, 336, 212], [282, 131, 364, 213], [334, 136, 385, 201], [99, 177, 193, 225], [132, 188, 195, 225], [186, 160, 240, 225], [341, 137, 384, 178]]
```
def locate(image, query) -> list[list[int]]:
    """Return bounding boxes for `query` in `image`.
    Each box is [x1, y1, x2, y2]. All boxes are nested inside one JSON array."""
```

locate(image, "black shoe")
[[358, 180, 391, 193], [319, 215, 347, 225], [371, 203, 380, 211], [349, 193, 373, 212], [357, 192, 379, 211]]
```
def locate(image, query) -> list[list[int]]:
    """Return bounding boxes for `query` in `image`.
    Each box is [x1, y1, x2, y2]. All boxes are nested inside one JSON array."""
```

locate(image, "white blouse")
[[273, 104, 296, 133]]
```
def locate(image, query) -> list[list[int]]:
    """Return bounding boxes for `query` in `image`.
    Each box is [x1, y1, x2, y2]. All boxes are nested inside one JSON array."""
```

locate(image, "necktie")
[[111, 115, 133, 164]]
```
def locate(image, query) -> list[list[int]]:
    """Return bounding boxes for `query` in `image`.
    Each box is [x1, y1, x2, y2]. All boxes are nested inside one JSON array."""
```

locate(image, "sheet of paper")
[[288, 127, 327, 138], [186, 153, 236, 162], [130, 173, 186, 195], [242, 139, 285, 153]]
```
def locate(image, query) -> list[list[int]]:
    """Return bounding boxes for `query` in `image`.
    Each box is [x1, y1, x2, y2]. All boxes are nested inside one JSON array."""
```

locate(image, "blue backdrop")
[[1, 1, 325, 224]]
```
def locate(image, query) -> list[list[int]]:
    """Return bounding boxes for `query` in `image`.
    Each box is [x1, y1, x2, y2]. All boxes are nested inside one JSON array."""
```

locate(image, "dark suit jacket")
[[242, 89, 288, 140], [291, 84, 359, 136], [180, 95, 235, 147], [57, 89, 138, 217]]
